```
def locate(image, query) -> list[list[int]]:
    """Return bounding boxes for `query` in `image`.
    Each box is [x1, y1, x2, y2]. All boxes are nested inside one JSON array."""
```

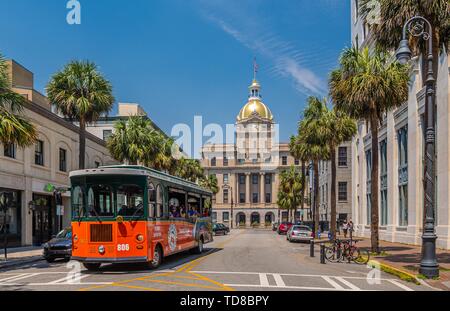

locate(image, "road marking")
[[259, 273, 270, 286], [273, 274, 286, 287], [0, 273, 39, 284], [144, 278, 223, 290], [48, 273, 90, 284], [223, 283, 376, 291], [334, 277, 361, 291], [322, 276, 345, 290], [388, 279, 414, 291], [0, 274, 28, 283], [112, 284, 162, 291]]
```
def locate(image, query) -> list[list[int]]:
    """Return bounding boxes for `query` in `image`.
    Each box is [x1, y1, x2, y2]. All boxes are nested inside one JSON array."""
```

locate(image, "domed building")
[[201, 74, 311, 228]]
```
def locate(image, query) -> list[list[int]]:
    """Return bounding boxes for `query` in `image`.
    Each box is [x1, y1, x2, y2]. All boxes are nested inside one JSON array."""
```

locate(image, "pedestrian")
[[348, 219, 354, 240], [343, 220, 348, 239]]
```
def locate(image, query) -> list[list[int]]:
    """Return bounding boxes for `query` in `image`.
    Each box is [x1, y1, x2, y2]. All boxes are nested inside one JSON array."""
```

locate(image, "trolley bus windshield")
[[71, 175, 145, 220]]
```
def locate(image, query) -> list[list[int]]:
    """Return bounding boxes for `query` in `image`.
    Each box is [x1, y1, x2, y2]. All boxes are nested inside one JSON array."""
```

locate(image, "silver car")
[[287, 225, 313, 243]]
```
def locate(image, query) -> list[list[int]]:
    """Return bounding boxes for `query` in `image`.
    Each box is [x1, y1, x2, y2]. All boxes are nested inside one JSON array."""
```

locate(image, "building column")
[[245, 172, 250, 204], [260, 172, 265, 204]]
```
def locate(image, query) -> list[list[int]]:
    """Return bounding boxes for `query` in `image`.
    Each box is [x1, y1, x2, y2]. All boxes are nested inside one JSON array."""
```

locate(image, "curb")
[[0, 256, 43, 270], [368, 259, 421, 285]]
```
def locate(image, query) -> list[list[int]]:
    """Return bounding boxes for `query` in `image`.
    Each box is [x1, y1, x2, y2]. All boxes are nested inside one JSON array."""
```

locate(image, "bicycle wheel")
[[325, 246, 342, 263], [352, 248, 370, 265]]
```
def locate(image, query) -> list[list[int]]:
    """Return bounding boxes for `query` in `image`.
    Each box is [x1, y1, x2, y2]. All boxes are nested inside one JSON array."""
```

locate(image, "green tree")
[[277, 166, 304, 223], [200, 174, 219, 195], [0, 53, 37, 147], [289, 136, 309, 221], [47, 61, 114, 169], [174, 158, 204, 183], [292, 96, 330, 236], [359, 0, 449, 83], [107, 116, 158, 165], [320, 107, 357, 237], [329, 47, 409, 253]]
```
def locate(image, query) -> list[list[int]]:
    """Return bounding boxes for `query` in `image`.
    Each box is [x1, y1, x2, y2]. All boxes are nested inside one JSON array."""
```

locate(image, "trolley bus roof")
[[69, 165, 212, 196]]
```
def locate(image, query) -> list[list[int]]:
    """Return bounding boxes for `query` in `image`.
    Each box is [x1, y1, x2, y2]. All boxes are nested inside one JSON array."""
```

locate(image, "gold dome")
[[237, 98, 273, 121], [237, 78, 273, 122]]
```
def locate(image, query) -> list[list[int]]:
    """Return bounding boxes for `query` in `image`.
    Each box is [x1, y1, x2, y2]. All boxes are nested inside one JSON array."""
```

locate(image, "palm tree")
[[107, 116, 157, 165], [47, 61, 114, 169], [320, 107, 357, 238], [359, 0, 449, 82], [0, 53, 37, 147], [329, 47, 410, 253], [174, 158, 204, 183], [292, 96, 330, 236], [277, 166, 303, 223], [200, 174, 219, 195], [289, 136, 309, 221]]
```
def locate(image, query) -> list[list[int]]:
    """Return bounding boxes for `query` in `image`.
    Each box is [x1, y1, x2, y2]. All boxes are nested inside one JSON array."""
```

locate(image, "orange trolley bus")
[[70, 165, 213, 271]]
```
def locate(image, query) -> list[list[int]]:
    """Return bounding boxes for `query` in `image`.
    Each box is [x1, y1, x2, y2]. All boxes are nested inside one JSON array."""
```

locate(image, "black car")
[[43, 228, 72, 263], [213, 223, 229, 235]]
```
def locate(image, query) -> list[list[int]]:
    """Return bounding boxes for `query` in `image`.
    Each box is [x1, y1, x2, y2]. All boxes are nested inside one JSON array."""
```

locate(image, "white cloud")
[[197, 3, 327, 96]]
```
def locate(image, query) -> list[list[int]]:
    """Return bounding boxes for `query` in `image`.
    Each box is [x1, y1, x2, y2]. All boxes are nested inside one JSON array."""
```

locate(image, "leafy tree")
[[47, 61, 114, 169], [0, 53, 37, 147], [329, 47, 409, 253], [277, 166, 304, 223]]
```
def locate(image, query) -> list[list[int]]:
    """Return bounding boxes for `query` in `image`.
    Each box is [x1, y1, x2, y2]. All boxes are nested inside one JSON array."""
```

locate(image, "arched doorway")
[[236, 212, 246, 227], [265, 212, 275, 226], [251, 212, 260, 226]]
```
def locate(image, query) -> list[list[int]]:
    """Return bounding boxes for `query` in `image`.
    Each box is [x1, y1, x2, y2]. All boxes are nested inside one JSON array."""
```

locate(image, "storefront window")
[[0, 189, 21, 242]]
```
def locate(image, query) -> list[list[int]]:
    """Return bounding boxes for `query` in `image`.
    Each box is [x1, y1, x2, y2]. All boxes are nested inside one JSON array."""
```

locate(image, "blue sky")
[[0, 0, 350, 157]]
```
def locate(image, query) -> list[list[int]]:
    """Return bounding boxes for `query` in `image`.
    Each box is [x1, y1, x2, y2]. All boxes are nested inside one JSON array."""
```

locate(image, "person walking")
[[343, 220, 348, 239], [348, 219, 354, 240]]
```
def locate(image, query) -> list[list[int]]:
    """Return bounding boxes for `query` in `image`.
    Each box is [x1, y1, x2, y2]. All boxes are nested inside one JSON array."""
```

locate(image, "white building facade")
[[351, 1, 450, 249]]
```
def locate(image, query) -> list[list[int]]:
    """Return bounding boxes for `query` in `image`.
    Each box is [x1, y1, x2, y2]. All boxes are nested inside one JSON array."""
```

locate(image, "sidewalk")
[[352, 236, 450, 290], [0, 246, 43, 270]]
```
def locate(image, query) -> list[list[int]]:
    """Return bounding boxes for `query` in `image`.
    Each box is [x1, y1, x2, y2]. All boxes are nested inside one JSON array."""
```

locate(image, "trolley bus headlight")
[[136, 234, 144, 242], [98, 245, 105, 254], [73, 235, 78, 243]]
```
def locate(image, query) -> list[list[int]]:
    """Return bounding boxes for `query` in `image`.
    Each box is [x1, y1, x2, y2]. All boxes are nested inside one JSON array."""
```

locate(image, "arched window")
[[156, 184, 163, 218], [148, 182, 156, 218]]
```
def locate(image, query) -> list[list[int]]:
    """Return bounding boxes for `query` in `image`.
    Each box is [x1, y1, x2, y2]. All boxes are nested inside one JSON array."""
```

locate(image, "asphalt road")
[[0, 229, 436, 291]]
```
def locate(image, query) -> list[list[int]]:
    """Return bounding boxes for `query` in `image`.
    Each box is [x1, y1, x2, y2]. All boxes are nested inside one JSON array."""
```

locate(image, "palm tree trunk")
[[330, 145, 337, 238], [313, 161, 320, 236], [79, 118, 86, 169], [370, 115, 380, 253], [301, 161, 306, 221]]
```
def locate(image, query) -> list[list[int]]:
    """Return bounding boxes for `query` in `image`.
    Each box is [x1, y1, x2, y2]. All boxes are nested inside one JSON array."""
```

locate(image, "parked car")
[[42, 227, 72, 263], [287, 225, 313, 243], [213, 223, 229, 235], [272, 222, 279, 231], [277, 222, 293, 235]]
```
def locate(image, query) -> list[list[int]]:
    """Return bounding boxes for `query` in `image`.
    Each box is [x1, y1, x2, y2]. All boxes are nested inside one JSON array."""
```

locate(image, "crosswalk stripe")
[[322, 276, 345, 290], [388, 279, 414, 291], [273, 274, 286, 287], [334, 277, 361, 291], [0, 273, 38, 283], [259, 273, 270, 286]]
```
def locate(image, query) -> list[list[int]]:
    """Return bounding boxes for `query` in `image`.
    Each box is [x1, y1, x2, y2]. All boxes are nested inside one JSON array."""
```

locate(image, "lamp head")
[[396, 39, 412, 65]]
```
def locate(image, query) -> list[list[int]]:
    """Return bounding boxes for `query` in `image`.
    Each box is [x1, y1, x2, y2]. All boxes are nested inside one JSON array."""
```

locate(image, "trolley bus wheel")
[[148, 245, 163, 269], [83, 263, 101, 271], [193, 237, 204, 254]]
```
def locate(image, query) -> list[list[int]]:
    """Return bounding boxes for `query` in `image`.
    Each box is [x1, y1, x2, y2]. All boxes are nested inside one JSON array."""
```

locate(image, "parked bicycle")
[[324, 239, 370, 264]]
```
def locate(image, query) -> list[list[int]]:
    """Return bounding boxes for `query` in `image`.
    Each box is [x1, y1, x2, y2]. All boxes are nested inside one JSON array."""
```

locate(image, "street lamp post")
[[396, 16, 439, 278]]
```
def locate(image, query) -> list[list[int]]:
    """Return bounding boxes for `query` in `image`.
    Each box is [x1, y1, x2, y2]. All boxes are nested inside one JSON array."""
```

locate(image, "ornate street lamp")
[[396, 16, 439, 278]]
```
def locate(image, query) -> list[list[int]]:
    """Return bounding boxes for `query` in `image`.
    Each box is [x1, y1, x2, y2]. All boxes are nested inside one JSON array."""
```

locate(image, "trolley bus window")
[[117, 184, 144, 217], [87, 184, 114, 217], [156, 184, 163, 218], [148, 182, 156, 218], [202, 196, 212, 217], [72, 185, 84, 218]]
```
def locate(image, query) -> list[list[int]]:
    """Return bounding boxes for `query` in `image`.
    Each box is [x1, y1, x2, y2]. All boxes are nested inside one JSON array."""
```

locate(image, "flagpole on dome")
[[253, 57, 258, 81]]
